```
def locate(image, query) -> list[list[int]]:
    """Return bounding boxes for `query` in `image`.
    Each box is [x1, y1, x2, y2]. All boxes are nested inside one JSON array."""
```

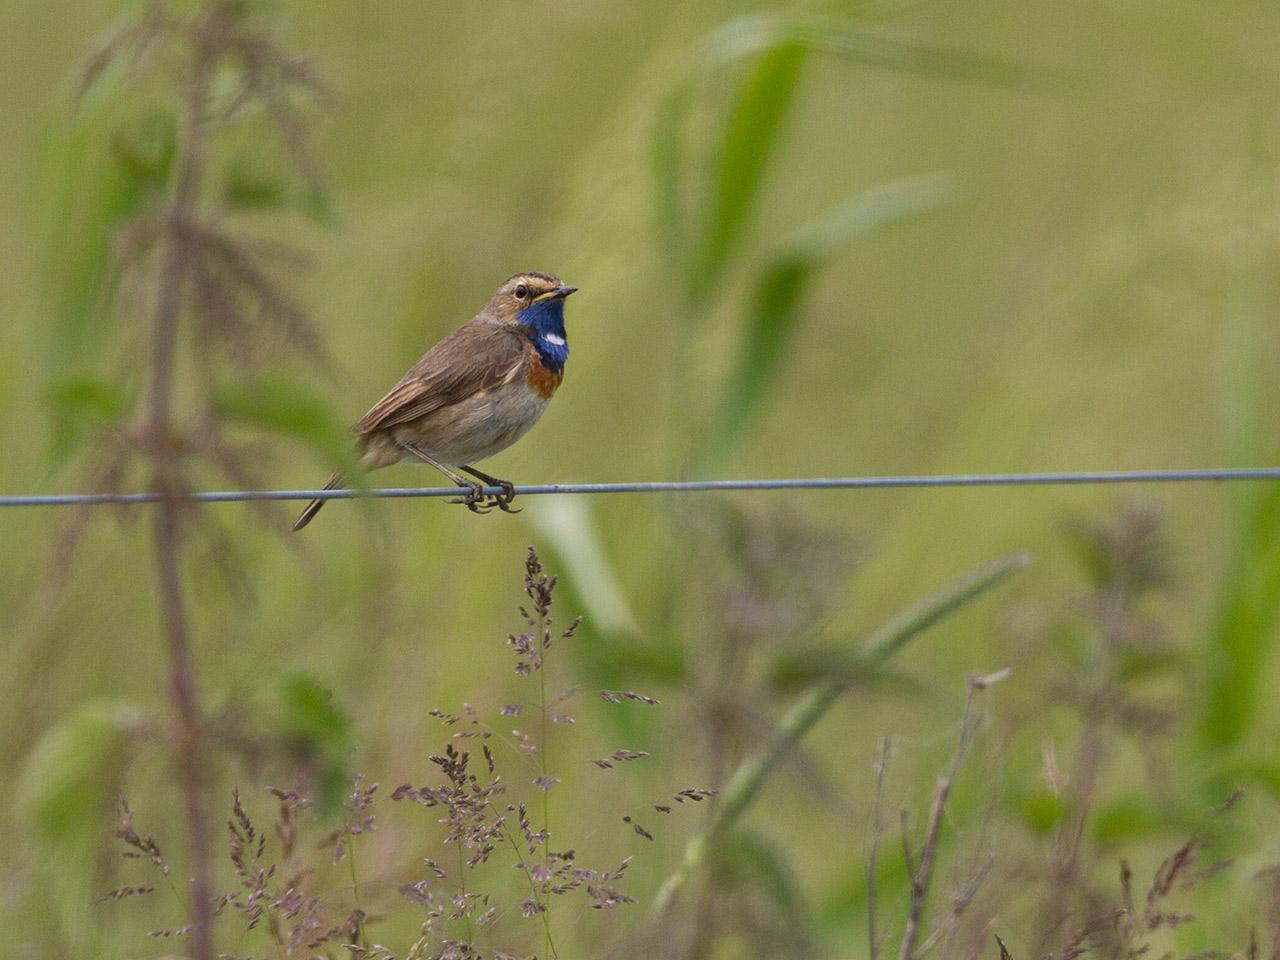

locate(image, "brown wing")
[[353, 321, 526, 436]]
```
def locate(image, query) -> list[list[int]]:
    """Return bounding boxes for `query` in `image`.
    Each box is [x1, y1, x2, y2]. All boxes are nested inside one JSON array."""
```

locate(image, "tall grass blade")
[[708, 173, 959, 467], [1197, 268, 1280, 749], [687, 41, 807, 307], [700, 12, 1069, 92]]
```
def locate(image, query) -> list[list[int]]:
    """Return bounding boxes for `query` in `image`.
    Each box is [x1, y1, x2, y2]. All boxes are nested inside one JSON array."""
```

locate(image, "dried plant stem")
[[152, 506, 214, 960], [899, 680, 979, 960], [495, 813, 558, 957], [537, 609, 554, 959], [346, 814, 366, 947], [143, 9, 220, 960], [456, 841, 473, 944], [898, 769, 957, 957], [651, 555, 1028, 916], [868, 737, 892, 960]]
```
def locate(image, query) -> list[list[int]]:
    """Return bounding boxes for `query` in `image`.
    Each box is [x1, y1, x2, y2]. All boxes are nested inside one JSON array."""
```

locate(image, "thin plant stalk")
[[345, 813, 365, 948], [143, 9, 222, 959], [497, 817, 558, 957], [898, 669, 1008, 960], [456, 842, 473, 944], [152, 507, 214, 960], [540, 660, 550, 957], [868, 736, 891, 960], [537, 606, 555, 959]]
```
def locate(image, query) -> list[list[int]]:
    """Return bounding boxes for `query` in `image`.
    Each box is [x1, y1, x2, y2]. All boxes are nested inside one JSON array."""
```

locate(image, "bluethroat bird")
[[292, 272, 577, 531]]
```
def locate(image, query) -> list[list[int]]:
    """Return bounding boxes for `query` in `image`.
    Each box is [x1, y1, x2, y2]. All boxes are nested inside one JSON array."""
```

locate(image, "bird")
[[292, 271, 577, 531]]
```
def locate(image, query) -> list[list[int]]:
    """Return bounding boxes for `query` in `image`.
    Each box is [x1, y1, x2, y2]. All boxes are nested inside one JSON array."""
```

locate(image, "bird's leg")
[[460, 465, 520, 513], [395, 440, 491, 513]]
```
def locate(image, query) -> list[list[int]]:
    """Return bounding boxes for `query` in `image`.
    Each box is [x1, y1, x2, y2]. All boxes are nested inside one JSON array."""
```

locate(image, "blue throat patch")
[[518, 298, 570, 372]]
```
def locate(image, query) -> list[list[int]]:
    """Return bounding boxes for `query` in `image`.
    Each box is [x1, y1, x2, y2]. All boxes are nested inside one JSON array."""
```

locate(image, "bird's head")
[[488, 272, 577, 327]]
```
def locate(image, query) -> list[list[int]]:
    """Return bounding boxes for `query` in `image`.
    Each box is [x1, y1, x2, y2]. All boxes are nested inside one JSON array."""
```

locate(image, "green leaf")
[[1199, 486, 1280, 750], [223, 153, 289, 210], [15, 701, 145, 953], [277, 672, 351, 743], [108, 109, 176, 186], [33, 111, 155, 368], [663, 8, 1064, 308], [687, 41, 808, 307], [708, 173, 958, 468], [1209, 757, 1280, 800], [1090, 796, 1163, 846], [1197, 268, 1280, 750], [222, 152, 338, 225], [1018, 787, 1065, 834], [271, 673, 353, 812], [213, 374, 358, 471], [16, 700, 143, 841], [45, 374, 132, 470]]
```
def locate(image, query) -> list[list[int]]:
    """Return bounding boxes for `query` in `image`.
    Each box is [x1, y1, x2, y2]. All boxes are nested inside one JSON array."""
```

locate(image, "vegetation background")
[[3, 0, 1280, 957]]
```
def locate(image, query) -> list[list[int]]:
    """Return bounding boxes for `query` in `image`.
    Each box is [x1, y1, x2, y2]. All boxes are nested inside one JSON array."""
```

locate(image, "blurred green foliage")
[[1198, 276, 1280, 753], [3, 0, 1280, 956], [15, 701, 143, 955], [214, 374, 360, 473], [267, 671, 354, 812], [34, 106, 165, 378]]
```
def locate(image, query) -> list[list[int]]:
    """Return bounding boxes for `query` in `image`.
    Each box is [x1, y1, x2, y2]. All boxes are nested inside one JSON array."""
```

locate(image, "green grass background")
[[3, 0, 1280, 956]]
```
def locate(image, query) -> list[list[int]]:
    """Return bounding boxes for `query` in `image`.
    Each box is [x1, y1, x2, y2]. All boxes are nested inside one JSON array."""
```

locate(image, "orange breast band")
[[526, 355, 563, 399]]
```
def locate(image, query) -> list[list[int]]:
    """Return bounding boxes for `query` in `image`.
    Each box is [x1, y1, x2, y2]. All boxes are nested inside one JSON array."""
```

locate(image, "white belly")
[[390, 379, 550, 467]]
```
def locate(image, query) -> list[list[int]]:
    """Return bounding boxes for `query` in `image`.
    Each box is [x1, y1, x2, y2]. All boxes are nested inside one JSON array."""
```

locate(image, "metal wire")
[[2, 467, 1280, 508]]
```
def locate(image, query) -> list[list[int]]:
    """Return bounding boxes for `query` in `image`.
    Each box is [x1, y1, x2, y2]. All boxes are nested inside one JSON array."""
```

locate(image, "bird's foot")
[[490, 479, 520, 513], [448, 482, 494, 514], [458, 468, 520, 513]]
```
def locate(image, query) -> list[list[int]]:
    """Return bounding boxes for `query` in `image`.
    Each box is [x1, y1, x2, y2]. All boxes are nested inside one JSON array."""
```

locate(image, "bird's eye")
[[514, 283, 529, 300]]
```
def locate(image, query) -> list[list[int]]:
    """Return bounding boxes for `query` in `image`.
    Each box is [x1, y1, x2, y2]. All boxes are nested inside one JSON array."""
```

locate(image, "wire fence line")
[[2, 467, 1280, 509]]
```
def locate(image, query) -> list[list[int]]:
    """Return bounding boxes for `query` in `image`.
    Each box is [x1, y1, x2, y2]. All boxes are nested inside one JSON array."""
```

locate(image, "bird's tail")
[[292, 472, 344, 532]]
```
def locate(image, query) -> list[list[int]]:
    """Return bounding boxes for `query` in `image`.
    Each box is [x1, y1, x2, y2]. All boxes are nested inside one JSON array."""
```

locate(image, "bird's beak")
[[534, 284, 578, 302]]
